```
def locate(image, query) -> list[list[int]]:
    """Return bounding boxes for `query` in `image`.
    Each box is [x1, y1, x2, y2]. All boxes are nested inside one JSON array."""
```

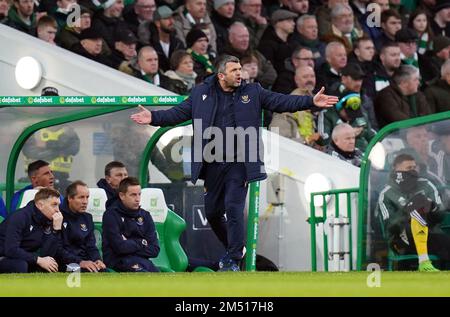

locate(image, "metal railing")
[[309, 188, 359, 272]]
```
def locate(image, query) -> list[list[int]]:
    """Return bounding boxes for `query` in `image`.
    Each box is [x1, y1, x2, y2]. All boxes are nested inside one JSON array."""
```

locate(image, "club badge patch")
[[241, 95, 250, 104], [80, 223, 88, 232]]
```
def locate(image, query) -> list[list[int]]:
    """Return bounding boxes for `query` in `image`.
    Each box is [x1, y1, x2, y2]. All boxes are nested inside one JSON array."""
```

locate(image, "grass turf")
[[0, 271, 450, 297]]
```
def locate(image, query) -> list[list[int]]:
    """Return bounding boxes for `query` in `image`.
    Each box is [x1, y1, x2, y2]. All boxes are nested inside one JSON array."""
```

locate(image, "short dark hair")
[[34, 188, 60, 202], [118, 177, 140, 194], [27, 160, 50, 178], [393, 153, 415, 169], [381, 9, 401, 24], [105, 161, 125, 177], [66, 180, 88, 198], [216, 55, 240, 74], [380, 42, 400, 55]]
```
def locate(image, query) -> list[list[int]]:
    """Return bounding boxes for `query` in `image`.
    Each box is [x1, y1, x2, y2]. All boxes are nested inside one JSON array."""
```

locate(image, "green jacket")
[[5, 7, 36, 35], [317, 107, 376, 152], [377, 176, 444, 245]]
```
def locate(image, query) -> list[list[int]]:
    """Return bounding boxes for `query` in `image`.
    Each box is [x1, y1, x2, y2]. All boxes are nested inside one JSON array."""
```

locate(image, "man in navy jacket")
[[0, 188, 63, 273], [131, 54, 338, 271], [97, 161, 129, 208], [102, 177, 160, 272], [60, 180, 106, 272]]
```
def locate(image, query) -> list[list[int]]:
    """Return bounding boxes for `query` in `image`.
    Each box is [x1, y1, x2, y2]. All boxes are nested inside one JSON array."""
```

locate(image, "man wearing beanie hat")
[[131, 54, 339, 271], [186, 28, 215, 82], [431, 0, 450, 36], [91, 0, 127, 50], [211, 0, 235, 53], [258, 9, 298, 74], [69, 24, 113, 67], [173, 0, 218, 52]]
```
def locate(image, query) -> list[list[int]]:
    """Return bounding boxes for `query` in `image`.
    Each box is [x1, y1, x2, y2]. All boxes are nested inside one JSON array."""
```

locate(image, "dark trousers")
[[112, 255, 159, 272], [0, 258, 39, 273], [203, 162, 248, 261]]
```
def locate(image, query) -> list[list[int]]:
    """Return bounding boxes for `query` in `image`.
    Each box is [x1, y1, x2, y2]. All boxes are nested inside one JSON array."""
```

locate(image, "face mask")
[[391, 170, 419, 192]]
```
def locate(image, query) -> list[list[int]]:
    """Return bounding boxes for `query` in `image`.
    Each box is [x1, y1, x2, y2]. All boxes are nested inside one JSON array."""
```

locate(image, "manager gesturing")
[[131, 55, 338, 271]]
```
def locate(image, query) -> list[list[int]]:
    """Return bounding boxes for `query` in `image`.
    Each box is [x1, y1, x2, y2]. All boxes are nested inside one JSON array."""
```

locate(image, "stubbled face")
[[295, 66, 316, 91], [219, 61, 242, 89], [380, 46, 401, 70], [15, 0, 34, 18], [119, 185, 141, 210]]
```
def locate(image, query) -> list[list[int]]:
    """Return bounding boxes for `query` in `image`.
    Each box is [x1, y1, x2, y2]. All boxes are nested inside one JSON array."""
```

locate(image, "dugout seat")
[[87, 188, 108, 255], [140, 187, 213, 272], [17, 189, 39, 209]]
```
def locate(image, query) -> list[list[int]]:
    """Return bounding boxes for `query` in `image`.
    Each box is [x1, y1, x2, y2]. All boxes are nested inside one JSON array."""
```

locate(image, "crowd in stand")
[[1, 0, 450, 166]]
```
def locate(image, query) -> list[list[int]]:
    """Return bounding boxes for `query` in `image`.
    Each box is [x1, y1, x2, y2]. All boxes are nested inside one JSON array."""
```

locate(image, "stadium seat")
[[87, 188, 108, 256], [140, 188, 213, 272], [17, 189, 39, 209]]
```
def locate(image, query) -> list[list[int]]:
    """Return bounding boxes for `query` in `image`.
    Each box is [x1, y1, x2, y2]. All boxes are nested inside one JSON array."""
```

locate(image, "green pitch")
[[1, 271, 450, 297]]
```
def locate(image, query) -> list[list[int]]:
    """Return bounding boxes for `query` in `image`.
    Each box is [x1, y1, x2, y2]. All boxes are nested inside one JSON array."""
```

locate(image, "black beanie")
[[186, 29, 208, 48]]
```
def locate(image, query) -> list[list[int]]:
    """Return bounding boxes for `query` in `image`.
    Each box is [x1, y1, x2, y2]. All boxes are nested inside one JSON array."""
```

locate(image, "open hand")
[[130, 105, 152, 125], [313, 87, 339, 108]]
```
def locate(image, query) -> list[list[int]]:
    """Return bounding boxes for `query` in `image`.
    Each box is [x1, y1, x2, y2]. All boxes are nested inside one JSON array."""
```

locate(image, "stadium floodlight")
[[368, 142, 386, 170], [304, 173, 332, 207], [15, 56, 43, 90]]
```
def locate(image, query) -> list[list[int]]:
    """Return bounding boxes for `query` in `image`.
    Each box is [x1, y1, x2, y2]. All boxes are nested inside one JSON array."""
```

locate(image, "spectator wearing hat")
[[396, 28, 421, 69], [164, 49, 196, 93], [425, 59, 450, 113], [123, 0, 156, 35], [37, 15, 58, 45], [321, 3, 364, 54], [421, 35, 450, 83], [318, 63, 376, 152], [58, 6, 93, 50], [235, 0, 268, 50], [258, 9, 298, 74], [146, 5, 185, 73], [221, 22, 277, 89], [211, 0, 235, 54], [131, 46, 187, 94], [186, 28, 215, 83], [5, 0, 37, 35], [70, 24, 113, 66], [173, 0, 218, 52], [108, 27, 137, 70], [91, 0, 128, 51], [288, 15, 327, 69], [431, 0, 450, 37], [375, 65, 432, 128]]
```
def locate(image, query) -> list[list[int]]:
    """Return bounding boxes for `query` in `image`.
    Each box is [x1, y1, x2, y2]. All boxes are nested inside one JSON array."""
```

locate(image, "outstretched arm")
[[130, 97, 193, 127]]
